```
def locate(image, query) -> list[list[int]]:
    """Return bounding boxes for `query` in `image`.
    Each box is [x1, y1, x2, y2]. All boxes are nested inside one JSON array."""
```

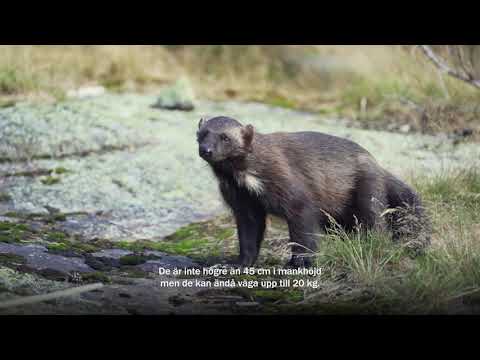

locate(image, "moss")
[[0, 235, 12, 243], [216, 228, 235, 240], [116, 221, 236, 264], [54, 167, 70, 175], [0, 222, 32, 243], [45, 231, 67, 242], [90, 238, 115, 250], [0, 222, 28, 232], [164, 224, 202, 242], [117, 240, 151, 252], [52, 213, 67, 222], [118, 267, 149, 278], [41, 176, 61, 185], [4, 212, 30, 219], [3, 211, 67, 223], [0, 193, 12, 202], [152, 221, 235, 259], [154, 238, 212, 257], [72, 242, 99, 253], [5, 167, 70, 178], [44, 235, 102, 255], [46, 242, 69, 252], [6, 169, 53, 177], [0, 253, 26, 268], [81, 271, 110, 284], [119, 254, 149, 266]]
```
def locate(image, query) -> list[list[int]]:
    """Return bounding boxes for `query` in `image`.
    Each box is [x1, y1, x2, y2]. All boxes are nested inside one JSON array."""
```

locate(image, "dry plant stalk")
[[420, 45, 480, 89], [0, 282, 104, 309]]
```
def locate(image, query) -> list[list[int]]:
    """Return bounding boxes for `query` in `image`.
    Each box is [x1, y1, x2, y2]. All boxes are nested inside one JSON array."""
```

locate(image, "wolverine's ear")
[[198, 118, 205, 129], [242, 124, 255, 148]]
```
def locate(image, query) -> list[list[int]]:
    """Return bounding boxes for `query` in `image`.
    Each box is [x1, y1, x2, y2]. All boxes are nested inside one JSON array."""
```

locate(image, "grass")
[[0, 222, 32, 243], [0, 45, 178, 100], [116, 220, 235, 261], [1, 45, 479, 135], [104, 168, 478, 314], [0, 169, 477, 314], [304, 168, 480, 314]]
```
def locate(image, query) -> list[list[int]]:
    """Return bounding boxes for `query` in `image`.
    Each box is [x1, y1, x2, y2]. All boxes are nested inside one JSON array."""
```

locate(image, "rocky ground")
[[1, 91, 479, 315]]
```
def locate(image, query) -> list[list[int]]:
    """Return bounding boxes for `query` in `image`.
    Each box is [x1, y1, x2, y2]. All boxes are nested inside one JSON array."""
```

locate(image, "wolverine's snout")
[[199, 145, 213, 160]]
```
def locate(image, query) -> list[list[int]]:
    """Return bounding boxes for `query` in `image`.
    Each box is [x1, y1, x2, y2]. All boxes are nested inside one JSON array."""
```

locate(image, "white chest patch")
[[236, 171, 264, 195]]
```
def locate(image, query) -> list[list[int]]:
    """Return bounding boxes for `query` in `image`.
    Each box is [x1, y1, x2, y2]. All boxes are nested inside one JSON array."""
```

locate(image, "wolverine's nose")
[[199, 146, 213, 159]]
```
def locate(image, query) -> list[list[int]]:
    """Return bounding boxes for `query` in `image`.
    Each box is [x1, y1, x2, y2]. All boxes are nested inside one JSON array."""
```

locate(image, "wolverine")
[[197, 116, 430, 268]]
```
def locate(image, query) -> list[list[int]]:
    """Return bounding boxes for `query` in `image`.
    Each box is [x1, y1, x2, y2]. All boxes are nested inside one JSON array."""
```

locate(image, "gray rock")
[[0, 243, 93, 274], [91, 249, 133, 260], [138, 255, 200, 273], [144, 250, 167, 257], [1, 93, 480, 243]]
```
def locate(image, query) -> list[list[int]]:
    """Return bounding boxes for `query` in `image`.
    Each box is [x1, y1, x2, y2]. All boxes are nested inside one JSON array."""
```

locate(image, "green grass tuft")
[[41, 176, 61, 186]]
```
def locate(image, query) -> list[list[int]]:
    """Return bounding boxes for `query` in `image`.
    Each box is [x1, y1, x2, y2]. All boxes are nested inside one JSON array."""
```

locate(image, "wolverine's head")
[[197, 116, 254, 163]]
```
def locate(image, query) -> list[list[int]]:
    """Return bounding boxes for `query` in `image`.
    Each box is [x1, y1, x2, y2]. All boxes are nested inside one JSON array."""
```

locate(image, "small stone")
[[91, 249, 133, 260], [144, 250, 167, 258], [399, 124, 411, 133], [151, 77, 196, 112]]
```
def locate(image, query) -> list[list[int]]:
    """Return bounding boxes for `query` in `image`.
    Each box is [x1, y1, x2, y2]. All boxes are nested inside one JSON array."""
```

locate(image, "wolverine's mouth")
[[199, 147, 213, 161], [199, 151, 218, 164]]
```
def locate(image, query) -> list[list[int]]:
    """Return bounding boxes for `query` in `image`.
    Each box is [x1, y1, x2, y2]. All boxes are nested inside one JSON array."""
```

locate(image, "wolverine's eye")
[[220, 134, 230, 143], [197, 130, 207, 142]]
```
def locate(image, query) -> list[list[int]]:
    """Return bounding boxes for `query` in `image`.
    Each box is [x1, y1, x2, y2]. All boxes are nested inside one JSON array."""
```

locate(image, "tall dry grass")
[[307, 169, 480, 314], [0, 45, 182, 100], [1, 45, 480, 133]]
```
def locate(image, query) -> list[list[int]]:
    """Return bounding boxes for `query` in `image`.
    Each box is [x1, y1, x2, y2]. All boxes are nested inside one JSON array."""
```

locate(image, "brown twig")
[[419, 45, 480, 89]]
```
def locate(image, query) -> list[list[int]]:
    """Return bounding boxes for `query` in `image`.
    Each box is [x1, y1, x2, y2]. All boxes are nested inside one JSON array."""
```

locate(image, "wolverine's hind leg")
[[352, 174, 387, 233], [285, 203, 322, 268]]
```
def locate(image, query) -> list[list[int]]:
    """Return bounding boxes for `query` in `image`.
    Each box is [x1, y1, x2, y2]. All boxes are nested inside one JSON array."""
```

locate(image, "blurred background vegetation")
[[1, 45, 479, 138]]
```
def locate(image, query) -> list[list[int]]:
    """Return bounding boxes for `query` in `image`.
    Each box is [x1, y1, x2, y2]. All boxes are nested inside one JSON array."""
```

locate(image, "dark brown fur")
[[197, 116, 430, 268]]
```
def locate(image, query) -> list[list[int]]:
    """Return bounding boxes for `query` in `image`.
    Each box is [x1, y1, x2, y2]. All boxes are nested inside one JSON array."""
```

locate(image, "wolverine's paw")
[[237, 255, 257, 268], [286, 256, 313, 269]]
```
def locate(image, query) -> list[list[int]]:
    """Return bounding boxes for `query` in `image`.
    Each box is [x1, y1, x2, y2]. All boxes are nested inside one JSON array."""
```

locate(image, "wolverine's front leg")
[[234, 204, 266, 267], [219, 180, 266, 267]]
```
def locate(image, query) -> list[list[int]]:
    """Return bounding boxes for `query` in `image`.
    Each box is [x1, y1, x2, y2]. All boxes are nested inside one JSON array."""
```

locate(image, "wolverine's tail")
[[385, 174, 421, 209], [384, 173, 431, 252]]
